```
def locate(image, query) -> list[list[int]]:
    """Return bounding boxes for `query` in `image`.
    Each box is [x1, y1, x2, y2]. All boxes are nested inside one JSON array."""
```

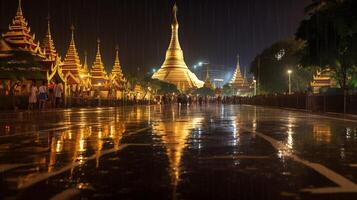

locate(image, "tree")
[[221, 84, 234, 96], [296, 0, 357, 89], [192, 87, 215, 97], [250, 39, 312, 94]]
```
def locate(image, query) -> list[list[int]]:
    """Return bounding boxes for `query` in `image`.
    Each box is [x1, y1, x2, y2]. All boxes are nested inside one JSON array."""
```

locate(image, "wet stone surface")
[[0, 105, 357, 200]]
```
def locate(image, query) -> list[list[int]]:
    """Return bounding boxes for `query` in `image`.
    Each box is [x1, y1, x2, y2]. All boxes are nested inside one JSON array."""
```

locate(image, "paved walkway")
[[0, 105, 357, 200]]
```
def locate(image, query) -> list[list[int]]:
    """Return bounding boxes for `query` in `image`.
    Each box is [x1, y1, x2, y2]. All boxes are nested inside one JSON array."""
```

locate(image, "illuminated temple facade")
[[91, 39, 109, 90], [152, 4, 203, 91], [230, 55, 252, 96], [0, 0, 128, 98], [310, 68, 337, 93]]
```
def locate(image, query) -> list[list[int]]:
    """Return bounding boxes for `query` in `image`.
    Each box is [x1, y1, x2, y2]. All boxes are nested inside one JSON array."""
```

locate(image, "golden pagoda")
[[2, 0, 44, 57], [110, 46, 126, 90], [311, 68, 337, 93], [61, 25, 82, 86], [91, 39, 108, 89], [152, 4, 203, 91], [230, 55, 251, 95]]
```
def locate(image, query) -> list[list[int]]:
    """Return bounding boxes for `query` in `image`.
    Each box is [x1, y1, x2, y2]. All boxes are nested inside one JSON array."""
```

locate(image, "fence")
[[239, 94, 357, 115]]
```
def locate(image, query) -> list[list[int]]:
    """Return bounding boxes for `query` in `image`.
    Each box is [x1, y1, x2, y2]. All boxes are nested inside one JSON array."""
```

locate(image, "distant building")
[[310, 68, 337, 93], [229, 55, 252, 96]]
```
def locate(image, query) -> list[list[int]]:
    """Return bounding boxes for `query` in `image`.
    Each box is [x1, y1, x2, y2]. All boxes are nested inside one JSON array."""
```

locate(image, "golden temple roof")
[[230, 55, 249, 88], [41, 18, 58, 61], [2, 0, 44, 57], [110, 46, 126, 88], [61, 25, 82, 85], [91, 39, 108, 87], [152, 3, 203, 91]]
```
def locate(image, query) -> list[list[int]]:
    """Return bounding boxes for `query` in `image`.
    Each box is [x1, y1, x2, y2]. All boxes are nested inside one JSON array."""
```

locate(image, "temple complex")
[[152, 4, 203, 91], [230, 55, 252, 96], [91, 39, 108, 89], [310, 68, 337, 93]]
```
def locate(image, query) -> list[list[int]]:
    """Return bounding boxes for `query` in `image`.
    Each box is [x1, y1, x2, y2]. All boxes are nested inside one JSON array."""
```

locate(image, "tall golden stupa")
[[152, 4, 203, 91]]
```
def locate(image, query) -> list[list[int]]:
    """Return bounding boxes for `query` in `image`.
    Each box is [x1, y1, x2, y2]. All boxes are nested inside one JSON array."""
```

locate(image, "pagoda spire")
[[83, 51, 88, 71], [61, 25, 82, 85], [41, 16, 58, 61], [168, 3, 181, 51], [91, 38, 108, 87], [17, 0, 23, 16], [152, 3, 203, 91]]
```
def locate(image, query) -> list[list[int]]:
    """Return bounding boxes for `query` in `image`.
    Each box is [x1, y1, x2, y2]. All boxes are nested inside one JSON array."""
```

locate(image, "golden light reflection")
[[152, 109, 203, 188], [286, 117, 295, 149], [313, 124, 332, 143], [47, 122, 126, 173]]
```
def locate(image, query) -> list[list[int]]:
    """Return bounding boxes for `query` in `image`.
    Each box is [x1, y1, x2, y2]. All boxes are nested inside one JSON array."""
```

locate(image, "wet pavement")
[[1, 105, 357, 200]]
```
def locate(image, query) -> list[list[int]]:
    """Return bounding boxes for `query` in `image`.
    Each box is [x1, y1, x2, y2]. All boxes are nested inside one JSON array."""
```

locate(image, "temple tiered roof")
[[110, 46, 125, 89], [152, 4, 203, 91], [61, 25, 82, 85], [41, 18, 58, 61], [2, 0, 44, 57], [91, 39, 108, 87], [230, 55, 249, 88]]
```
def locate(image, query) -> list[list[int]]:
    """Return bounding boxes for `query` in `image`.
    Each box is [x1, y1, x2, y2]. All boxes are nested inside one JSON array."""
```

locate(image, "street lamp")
[[287, 70, 292, 95], [253, 79, 257, 96]]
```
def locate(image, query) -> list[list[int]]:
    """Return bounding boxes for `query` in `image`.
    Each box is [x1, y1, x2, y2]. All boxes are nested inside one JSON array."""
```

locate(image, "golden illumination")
[[91, 39, 109, 88], [230, 55, 251, 94], [61, 25, 82, 85], [152, 4, 203, 91], [152, 109, 203, 187], [313, 124, 332, 143]]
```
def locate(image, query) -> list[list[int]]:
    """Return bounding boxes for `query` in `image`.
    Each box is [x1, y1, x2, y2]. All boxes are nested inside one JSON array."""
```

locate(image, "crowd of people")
[[27, 81, 64, 110], [154, 94, 245, 105]]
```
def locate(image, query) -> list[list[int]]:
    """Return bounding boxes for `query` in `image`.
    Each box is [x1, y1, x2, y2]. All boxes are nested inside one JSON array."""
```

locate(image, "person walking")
[[54, 81, 63, 108], [38, 81, 48, 110], [28, 81, 38, 110], [48, 81, 55, 108]]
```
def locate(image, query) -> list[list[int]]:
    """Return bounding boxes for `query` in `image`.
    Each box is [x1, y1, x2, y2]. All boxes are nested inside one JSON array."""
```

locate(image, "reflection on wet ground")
[[1, 105, 357, 199]]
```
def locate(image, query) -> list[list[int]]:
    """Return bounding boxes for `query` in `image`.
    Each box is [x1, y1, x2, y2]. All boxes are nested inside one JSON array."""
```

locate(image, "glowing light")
[[287, 70, 292, 74]]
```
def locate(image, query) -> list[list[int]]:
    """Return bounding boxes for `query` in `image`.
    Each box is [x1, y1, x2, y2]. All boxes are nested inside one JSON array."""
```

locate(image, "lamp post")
[[287, 70, 292, 95], [253, 79, 257, 96]]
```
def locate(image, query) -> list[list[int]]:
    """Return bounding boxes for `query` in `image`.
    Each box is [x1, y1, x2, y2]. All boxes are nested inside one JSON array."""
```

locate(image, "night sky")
[[0, 0, 310, 78]]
